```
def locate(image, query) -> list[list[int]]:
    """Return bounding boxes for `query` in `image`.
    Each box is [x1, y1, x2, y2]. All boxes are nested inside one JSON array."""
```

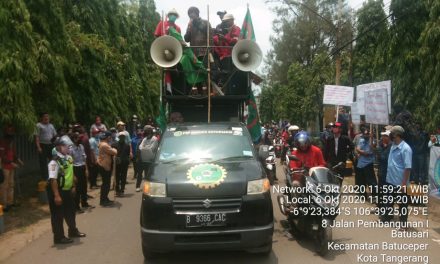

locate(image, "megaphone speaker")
[[232, 40, 263, 72], [150, 35, 183, 68]]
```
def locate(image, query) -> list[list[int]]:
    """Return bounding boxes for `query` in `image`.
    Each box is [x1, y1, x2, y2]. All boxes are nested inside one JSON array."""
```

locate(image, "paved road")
[[4, 163, 440, 264]]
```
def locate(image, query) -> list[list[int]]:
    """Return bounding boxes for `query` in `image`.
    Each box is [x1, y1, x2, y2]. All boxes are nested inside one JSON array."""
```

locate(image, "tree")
[[352, 0, 389, 86], [419, 0, 440, 130], [0, 0, 39, 133], [387, 0, 428, 116]]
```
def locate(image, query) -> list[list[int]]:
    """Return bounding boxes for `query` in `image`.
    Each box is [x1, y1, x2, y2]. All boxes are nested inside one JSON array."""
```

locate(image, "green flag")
[[240, 8, 261, 143], [168, 27, 207, 85], [246, 91, 262, 144], [155, 103, 167, 133], [239, 8, 256, 41]]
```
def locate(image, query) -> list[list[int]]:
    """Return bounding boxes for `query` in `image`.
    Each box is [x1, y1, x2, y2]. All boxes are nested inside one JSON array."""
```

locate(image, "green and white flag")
[[240, 7, 261, 143]]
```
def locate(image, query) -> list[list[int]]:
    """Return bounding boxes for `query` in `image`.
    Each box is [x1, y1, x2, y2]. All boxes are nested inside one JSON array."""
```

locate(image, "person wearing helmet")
[[280, 124, 290, 164], [320, 122, 334, 147], [47, 137, 86, 244], [289, 131, 326, 172], [287, 125, 300, 148], [154, 9, 182, 95], [213, 13, 240, 85]]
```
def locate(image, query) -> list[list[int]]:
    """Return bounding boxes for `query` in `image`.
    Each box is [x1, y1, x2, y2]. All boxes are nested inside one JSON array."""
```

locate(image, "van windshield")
[[158, 130, 254, 163]]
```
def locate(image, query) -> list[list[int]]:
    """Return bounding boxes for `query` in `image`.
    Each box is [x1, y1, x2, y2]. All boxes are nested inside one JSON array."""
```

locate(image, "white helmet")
[[288, 125, 300, 132]]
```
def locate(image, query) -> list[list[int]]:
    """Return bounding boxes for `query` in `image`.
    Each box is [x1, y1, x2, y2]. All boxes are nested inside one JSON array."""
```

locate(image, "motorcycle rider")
[[287, 125, 300, 148], [288, 131, 326, 188]]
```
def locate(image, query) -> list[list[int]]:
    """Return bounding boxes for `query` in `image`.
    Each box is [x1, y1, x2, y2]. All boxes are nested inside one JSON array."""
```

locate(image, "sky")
[[155, 0, 366, 70]]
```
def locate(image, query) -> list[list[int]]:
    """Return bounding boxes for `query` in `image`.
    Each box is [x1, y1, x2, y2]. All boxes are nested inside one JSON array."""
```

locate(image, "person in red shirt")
[[154, 9, 181, 95], [289, 131, 326, 185], [213, 13, 240, 88], [154, 9, 181, 37], [0, 125, 23, 212]]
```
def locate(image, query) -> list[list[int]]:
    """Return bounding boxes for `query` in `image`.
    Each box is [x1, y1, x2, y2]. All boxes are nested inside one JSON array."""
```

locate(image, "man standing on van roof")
[[185, 6, 213, 60]]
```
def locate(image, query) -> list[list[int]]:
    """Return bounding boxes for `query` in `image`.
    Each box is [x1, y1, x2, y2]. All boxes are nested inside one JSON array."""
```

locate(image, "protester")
[[213, 13, 240, 85], [154, 9, 181, 94], [136, 125, 159, 192], [412, 123, 429, 184], [47, 137, 86, 244], [97, 131, 117, 207], [88, 128, 100, 189], [70, 133, 93, 213], [154, 8, 181, 36], [355, 128, 377, 199], [184, 6, 213, 61], [35, 113, 57, 180], [89, 116, 107, 136], [131, 128, 144, 181], [114, 132, 131, 197], [0, 126, 23, 212], [378, 130, 391, 187], [381, 126, 412, 229], [324, 122, 354, 176]]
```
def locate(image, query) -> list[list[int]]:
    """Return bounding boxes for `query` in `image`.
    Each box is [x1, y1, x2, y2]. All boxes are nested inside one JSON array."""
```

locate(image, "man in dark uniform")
[[47, 137, 86, 244]]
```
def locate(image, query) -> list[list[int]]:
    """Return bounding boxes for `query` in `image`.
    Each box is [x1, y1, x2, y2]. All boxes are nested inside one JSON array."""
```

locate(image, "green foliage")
[[352, 0, 389, 85], [0, 0, 161, 134]]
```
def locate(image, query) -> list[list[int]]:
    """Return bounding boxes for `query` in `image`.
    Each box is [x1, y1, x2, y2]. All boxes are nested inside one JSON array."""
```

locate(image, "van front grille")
[[172, 197, 242, 214]]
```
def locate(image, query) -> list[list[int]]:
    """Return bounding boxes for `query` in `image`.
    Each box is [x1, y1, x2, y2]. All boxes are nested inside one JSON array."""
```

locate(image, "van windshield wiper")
[[213, 156, 254, 163], [161, 157, 211, 164]]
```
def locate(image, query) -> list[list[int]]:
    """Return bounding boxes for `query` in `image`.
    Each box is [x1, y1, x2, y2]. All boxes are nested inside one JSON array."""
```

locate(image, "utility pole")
[[323, 0, 343, 128], [335, 0, 343, 86]]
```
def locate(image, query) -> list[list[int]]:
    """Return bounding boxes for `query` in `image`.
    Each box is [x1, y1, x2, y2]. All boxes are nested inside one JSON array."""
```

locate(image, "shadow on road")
[[144, 250, 278, 264]]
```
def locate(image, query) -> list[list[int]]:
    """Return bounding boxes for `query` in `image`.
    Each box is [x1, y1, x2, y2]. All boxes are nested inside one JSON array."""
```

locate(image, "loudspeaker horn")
[[232, 39, 263, 72], [150, 35, 183, 68]]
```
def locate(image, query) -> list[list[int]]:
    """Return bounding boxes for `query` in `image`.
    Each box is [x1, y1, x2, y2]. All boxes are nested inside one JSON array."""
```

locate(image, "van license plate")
[[186, 213, 227, 227]]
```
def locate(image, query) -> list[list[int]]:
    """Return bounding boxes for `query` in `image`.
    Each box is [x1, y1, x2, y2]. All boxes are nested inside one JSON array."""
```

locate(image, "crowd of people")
[[260, 113, 440, 230], [0, 113, 160, 244]]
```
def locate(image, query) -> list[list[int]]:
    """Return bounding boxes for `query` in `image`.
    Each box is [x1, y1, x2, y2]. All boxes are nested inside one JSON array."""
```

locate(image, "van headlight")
[[143, 181, 166, 197], [247, 178, 270, 194]]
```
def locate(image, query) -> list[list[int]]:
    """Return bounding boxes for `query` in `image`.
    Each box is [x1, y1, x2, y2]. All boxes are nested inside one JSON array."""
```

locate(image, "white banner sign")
[[350, 102, 361, 125], [323, 85, 354, 106], [356, 80, 391, 115], [429, 146, 440, 199], [365, 88, 389, 125]]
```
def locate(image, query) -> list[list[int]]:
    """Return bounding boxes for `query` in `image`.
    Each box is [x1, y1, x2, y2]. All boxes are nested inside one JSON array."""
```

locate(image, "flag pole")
[[207, 5, 211, 123]]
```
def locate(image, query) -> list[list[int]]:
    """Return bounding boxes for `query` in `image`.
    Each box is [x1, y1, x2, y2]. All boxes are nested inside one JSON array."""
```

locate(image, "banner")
[[365, 88, 389, 125], [356, 80, 391, 115], [323, 85, 354, 106], [350, 102, 361, 125], [429, 146, 440, 199]]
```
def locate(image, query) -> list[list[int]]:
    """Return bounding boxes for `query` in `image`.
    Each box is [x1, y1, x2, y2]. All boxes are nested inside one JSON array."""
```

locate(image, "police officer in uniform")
[[47, 137, 86, 244]]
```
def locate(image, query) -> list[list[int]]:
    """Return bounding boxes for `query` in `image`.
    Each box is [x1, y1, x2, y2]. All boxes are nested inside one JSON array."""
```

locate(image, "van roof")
[[167, 122, 246, 131]]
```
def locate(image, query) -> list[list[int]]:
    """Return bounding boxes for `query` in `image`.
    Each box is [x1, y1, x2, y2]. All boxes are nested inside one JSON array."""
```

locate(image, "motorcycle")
[[264, 146, 277, 185], [273, 137, 283, 158], [277, 155, 344, 256]]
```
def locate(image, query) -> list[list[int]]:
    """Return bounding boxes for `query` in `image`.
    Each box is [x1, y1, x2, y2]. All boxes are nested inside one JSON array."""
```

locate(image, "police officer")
[[47, 137, 86, 244]]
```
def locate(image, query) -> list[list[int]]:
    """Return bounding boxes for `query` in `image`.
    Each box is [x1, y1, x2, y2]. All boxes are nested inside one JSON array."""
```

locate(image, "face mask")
[[168, 15, 177, 22]]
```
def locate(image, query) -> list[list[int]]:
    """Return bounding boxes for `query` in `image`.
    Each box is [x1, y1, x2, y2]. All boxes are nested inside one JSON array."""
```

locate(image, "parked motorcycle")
[[264, 146, 277, 185], [277, 155, 344, 256]]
